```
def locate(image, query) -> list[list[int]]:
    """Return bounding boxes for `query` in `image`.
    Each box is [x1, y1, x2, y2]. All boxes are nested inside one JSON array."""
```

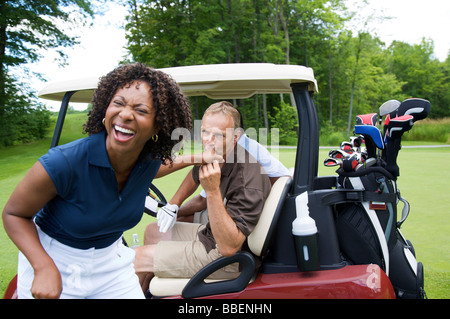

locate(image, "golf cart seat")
[[149, 175, 292, 298]]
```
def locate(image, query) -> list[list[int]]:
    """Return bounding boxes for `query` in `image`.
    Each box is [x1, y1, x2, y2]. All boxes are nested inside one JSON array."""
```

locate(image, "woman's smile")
[[104, 80, 157, 159], [113, 124, 136, 143]]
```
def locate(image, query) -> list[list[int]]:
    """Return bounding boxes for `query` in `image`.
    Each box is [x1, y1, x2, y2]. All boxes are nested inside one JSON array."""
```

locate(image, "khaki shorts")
[[154, 222, 239, 279], [193, 209, 209, 224]]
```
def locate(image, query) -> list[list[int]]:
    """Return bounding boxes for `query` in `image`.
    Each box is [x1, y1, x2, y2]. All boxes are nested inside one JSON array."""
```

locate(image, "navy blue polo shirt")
[[34, 131, 161, 249]]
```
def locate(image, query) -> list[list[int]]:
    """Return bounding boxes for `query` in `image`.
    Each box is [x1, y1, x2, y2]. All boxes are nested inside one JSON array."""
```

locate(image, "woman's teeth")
[[115, 125, 135, 135]]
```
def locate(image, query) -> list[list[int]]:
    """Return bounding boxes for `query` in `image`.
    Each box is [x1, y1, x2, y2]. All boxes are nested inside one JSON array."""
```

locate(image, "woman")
[[2, 63, 192, 298]]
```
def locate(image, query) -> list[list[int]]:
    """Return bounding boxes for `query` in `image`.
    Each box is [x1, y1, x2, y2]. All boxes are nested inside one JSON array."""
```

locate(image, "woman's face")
[[104, 80, 157, 159]]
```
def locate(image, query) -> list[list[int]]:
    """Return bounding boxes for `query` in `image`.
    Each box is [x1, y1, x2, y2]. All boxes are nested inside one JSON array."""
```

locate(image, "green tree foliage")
[[0, 74, 51, 146], [124, 0, 450, 140], [2, 1, 449, 147], [0, 0, 94, 146], [269, 100, 298, 144], [386, 39, 449, 118]]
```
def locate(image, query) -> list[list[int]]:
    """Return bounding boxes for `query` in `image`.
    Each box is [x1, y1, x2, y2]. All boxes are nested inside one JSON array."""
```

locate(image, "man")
[[133, 101, 271, 290], [157, 107, 290, 226]]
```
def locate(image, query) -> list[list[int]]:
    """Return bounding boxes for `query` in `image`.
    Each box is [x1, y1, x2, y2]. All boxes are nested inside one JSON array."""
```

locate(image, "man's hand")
[[199, 160, 221, 194], [199, 160, 246, 257], [157, 203, 179, 233]]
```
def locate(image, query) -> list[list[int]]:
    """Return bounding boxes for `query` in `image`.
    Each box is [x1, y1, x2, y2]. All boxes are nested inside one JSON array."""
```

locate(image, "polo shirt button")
[[119, 195, 122, 202]]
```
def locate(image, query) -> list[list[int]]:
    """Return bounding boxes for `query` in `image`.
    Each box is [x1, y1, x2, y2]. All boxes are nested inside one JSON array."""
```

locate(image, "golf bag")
[[329, 165, 425, 299]]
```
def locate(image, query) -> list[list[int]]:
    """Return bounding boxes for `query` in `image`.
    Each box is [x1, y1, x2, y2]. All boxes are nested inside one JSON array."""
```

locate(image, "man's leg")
[[134, 222, 204, 292], [134, 223, 172, 291]]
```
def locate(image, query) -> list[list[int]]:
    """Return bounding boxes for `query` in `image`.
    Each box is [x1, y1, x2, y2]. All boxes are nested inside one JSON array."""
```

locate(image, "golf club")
[[354, 124, 384, 159], [342, 153, 359, 172], [356, 113, 378, 126], [379, 100, 401, 128], [340, 141, 354, 154], [350, 135, 363, 152], [329, 149, 351, 159], [378, 100, 401, 159], [396, 98, 431, 122], [383, 115, 414, 177], [324, 157, 342, 167]]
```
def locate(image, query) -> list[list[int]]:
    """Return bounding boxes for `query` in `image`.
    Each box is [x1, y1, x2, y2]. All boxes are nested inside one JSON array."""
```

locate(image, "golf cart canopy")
[[38, 63, 318, 102]]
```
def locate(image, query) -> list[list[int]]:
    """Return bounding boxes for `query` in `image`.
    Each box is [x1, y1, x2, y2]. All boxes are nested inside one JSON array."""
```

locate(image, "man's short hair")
[[203, 101, 241, 130]]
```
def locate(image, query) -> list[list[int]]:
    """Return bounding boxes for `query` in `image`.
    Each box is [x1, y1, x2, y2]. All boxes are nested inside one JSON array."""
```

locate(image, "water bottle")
[[293, 192, 319, 271], [131, 233, 140, 248]]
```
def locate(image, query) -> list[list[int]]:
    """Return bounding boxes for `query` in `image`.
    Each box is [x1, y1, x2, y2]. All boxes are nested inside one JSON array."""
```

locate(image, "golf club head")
[[349, 135, 363, 150], [397, 98, 431, 122], [385, 115, 414, 139], [356, 113, 378, 126], [340, 141, 354, 153], [379, 100, 401, 117], [329, 149, 350, 159], [324, 158, 342, 167], [354, 125, 384, 149]]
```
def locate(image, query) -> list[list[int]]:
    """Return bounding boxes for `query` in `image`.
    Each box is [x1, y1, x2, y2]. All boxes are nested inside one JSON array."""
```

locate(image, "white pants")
[[17, 226, 144, 299]]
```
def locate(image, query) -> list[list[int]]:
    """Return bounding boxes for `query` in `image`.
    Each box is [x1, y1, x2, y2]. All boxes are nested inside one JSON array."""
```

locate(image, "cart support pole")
[[50, 91, 77, 148]]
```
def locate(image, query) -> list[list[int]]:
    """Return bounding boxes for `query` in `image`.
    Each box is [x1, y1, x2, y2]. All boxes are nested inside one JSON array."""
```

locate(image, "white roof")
[[38, 63, 318, 103]]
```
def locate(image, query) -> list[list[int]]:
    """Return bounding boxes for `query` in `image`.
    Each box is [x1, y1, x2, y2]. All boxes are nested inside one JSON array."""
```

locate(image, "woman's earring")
[[102, 118, 105, 126], [152, 134, 158, 142]]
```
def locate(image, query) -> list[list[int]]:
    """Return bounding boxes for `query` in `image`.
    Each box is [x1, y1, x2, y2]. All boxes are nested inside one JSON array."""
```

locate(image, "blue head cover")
[[354, 125, 384, 149]]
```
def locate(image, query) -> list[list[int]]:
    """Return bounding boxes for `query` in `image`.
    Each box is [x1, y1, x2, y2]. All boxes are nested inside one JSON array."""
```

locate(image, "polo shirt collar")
[[88, 130, 112, 168]]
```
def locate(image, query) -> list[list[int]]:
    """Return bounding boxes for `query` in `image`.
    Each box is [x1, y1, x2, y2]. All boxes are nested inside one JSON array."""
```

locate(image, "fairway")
[[0, 116, 448, 298]]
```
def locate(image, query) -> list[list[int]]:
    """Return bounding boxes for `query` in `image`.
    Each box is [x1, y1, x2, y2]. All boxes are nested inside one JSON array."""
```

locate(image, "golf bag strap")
[[348, 177, 390, 276], [397, 191, 410, 228], [321, 189, 396, 206], [336, 166, 395, 180]]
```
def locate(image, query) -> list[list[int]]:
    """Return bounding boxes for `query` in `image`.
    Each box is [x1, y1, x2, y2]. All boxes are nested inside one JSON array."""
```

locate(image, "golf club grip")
[[385, 137, 402, 177]]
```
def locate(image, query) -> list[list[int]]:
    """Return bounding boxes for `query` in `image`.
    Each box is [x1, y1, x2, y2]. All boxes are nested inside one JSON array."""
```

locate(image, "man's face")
[[201, 112, 238, 160]]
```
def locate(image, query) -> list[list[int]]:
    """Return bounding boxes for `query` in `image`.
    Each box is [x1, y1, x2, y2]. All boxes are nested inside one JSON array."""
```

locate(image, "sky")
[[345, 0, 450, 61], [24, 0, 450, 110]]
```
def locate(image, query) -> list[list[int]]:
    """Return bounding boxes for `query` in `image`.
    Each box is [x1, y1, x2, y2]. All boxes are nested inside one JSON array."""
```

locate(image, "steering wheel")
[[144, 183, 168, 217]]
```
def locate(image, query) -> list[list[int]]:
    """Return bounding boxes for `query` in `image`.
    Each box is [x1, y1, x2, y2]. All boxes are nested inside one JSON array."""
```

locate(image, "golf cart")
[[3, 63, 426, 299]]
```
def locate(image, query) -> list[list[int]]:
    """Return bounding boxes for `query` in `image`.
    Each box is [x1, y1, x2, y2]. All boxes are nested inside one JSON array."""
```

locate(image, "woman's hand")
[[31, 262, 62, 299]]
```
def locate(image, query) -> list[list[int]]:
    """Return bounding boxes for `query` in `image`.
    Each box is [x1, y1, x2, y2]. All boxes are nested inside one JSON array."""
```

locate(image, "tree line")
[[123, 0, 450, 138], [0, 0, 93, 147], [1, 0, 449, 147]]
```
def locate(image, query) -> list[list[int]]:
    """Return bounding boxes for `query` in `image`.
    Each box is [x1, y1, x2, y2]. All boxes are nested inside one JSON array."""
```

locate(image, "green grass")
[[403, 118, 450, 144], [320, 117, 450, 146], [1, 113, 449, 298]]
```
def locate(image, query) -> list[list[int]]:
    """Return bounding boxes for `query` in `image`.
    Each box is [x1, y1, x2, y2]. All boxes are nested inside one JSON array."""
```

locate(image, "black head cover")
[[386, 115, 414, 139], [397, 98, 431, 122]]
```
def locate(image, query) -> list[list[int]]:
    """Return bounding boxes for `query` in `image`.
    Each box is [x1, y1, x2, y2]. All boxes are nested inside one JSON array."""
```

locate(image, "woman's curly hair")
[[84, 63, 192, 163]]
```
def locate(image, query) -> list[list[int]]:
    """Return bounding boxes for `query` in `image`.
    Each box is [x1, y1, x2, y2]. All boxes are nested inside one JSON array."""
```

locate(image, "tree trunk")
[[0, 0, 7, 116], [328, 40, 333, 125], [278, 0, 290, 64], [262, 94, 268, 129], [347, 33, 363, 136]]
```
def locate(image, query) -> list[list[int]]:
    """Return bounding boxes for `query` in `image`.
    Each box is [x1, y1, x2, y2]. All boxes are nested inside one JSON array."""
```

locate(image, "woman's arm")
[[155, 152, 223, 178], [2, 161, 62, 299]]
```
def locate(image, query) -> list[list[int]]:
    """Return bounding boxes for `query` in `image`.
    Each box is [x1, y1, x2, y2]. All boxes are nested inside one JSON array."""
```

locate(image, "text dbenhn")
[[178, 302, 272, 316]]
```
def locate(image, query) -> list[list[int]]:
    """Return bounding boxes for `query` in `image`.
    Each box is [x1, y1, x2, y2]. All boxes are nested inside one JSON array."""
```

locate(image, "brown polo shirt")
[[192, 144, 271, 253]]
